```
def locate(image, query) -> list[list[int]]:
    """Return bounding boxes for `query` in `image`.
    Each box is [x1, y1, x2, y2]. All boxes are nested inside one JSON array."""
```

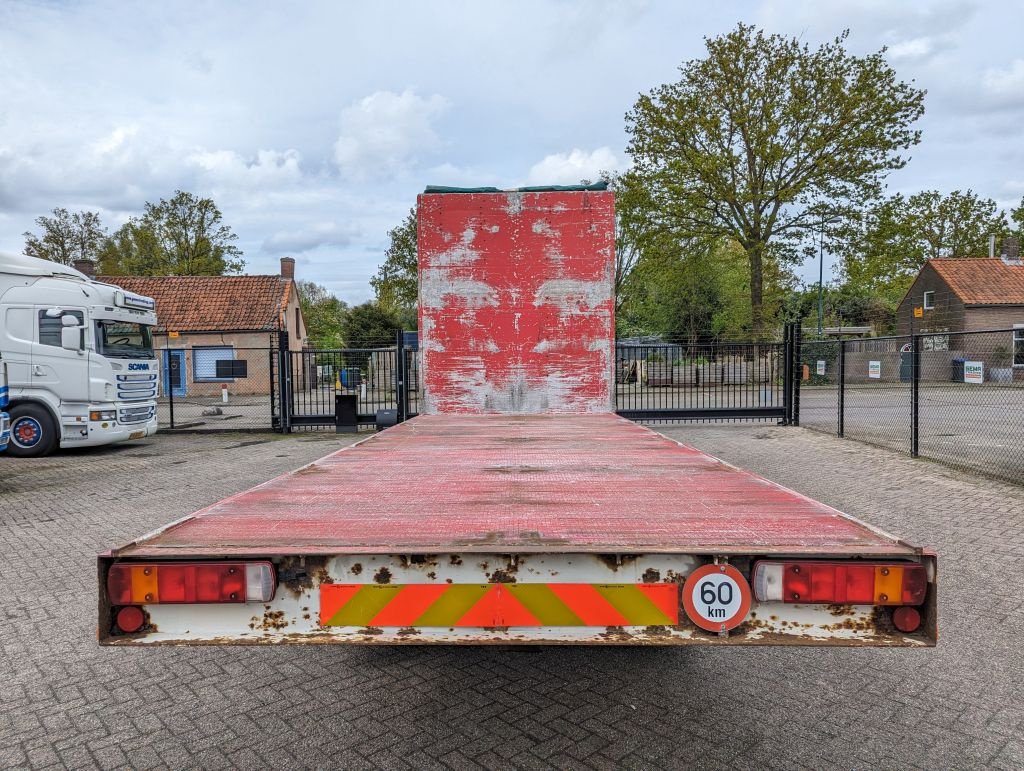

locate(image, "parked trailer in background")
[[99, 186, 937, 647], [0, 253, 159, 457]]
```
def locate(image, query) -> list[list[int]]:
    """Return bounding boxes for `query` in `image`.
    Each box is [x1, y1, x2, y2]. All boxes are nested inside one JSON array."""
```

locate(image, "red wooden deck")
[[116, 414, 918, 559]]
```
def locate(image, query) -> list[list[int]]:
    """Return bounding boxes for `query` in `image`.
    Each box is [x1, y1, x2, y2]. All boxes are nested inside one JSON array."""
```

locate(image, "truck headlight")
[[90, 410, 117, 421]]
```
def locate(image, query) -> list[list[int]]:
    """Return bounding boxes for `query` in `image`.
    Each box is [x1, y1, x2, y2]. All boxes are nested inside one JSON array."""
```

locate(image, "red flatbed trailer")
[[99, 187, 936, 646]]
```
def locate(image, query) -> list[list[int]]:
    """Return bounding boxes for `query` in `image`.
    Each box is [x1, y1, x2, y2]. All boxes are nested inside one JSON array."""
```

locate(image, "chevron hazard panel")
[[320, 584, 678, 627]]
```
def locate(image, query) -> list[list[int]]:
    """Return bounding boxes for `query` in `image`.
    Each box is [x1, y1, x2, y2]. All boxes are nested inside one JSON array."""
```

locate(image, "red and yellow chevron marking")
[[320, 583, 678, 627]]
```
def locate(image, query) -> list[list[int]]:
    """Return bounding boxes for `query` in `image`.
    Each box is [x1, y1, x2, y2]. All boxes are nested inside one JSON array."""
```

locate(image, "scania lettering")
[[99, 188, 936, 647], [0, 253, 158, 457]]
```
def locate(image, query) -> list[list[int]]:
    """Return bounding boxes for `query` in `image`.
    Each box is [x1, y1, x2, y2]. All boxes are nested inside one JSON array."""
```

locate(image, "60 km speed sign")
[[682, 564, 752, 632]]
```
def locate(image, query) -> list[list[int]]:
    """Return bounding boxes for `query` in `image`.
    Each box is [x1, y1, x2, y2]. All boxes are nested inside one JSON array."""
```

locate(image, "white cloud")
[[187, 149, 303, 189], [333, 90, 449, 180], [982, 59, 1024, 108], [525, 147, 622, 186], [262, 222, 356, 253], [886, 34, 956, 62]]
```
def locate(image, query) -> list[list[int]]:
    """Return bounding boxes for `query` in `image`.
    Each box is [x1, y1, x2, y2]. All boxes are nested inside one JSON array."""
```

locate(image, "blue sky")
[[1, 0, 1022, 303]]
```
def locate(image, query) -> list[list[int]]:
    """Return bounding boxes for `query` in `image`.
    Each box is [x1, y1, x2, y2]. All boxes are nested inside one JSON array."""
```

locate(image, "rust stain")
[[450, 555, 463, 566], [426, 571, 437, 580], [373, 566, 392, 585], [253, 609, 289, 631], [350, 563, 363, 576], [597, 554, 637, 572], [827, 604, 853, 616], [362, 627, 383, 635], [642, 567, 661, 583], [397, 627, 422, 637], [278, 556, 329, 597], [487, 567, 517, 584]]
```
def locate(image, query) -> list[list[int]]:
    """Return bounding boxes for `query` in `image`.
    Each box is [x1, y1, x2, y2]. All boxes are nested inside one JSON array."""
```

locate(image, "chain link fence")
[[158, 347, 279, 431], [800, 328, 1024, 483]]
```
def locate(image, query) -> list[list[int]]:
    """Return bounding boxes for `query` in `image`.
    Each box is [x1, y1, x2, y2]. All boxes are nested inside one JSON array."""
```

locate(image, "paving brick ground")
[[1, 424, 1022, 770]]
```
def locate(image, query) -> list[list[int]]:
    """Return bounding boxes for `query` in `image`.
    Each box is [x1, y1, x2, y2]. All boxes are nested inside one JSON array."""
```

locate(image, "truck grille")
[[117, 374, 157, 401], [119, 405, 155, 424]]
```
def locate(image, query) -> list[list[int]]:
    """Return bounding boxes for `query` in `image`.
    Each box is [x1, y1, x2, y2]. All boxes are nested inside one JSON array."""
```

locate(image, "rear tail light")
[[107, 562, 276, 604], [753, 561, 927, 606]]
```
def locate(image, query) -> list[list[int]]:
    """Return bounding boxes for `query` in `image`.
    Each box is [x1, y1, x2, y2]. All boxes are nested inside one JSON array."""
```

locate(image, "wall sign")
[[964, 361, 984, 384], [868, 361, 881, 379]]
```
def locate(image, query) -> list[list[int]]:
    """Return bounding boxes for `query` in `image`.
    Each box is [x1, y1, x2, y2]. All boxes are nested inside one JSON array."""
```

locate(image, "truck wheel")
[[6, 404, 59, 457]]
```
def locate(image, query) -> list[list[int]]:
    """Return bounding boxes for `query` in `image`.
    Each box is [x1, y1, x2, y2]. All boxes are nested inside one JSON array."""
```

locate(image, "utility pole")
[[817, 219, 825, 337]]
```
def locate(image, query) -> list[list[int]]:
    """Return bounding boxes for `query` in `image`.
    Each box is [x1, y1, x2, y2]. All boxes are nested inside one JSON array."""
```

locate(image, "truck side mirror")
[[61, 316, 83, 352]]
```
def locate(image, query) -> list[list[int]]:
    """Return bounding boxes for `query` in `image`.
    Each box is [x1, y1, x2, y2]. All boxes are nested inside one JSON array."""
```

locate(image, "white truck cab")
[[0, 252, 159, 457]]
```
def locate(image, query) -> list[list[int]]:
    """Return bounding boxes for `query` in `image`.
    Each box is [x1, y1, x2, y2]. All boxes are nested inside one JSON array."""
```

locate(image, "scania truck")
[[98, 188, 937, 647], [0, 252, 158, 457]]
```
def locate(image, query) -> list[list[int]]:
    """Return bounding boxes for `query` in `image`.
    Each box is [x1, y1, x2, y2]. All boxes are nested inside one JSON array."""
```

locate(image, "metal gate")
[[276, 332, 419, 431], [272, 327, 799, 430], [614, 324, 799, 423]]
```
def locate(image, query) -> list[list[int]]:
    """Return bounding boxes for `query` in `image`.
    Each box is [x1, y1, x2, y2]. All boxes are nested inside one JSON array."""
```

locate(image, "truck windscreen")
[[96, 321, 154, 359]]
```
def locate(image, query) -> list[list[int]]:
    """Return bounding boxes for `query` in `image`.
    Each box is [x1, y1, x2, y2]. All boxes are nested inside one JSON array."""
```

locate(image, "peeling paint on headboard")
[[418, 190, 615, 414]]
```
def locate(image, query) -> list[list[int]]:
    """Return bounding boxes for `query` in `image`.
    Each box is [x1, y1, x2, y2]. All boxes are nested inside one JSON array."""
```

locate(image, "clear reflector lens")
[[108, 561, 276, 604], [752, 561, 927, 606]]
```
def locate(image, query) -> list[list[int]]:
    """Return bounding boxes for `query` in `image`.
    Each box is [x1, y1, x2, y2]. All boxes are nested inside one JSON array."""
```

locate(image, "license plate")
[[129, 430, 146, 440]]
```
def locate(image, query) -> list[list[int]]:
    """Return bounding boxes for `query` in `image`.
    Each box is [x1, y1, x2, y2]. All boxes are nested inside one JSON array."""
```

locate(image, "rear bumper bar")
[[99, 551, 937, 647]]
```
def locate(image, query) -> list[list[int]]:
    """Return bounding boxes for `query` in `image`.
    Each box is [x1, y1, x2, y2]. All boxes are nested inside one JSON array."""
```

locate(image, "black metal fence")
[[159, 331, 800, 431], [799, 328, 1024, 482], [281, 345, 420, 430], [614, 338, 790, 422]]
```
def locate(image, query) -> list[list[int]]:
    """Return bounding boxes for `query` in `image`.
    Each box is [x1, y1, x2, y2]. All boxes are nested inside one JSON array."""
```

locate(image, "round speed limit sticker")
[[682, 564, 752, 632]]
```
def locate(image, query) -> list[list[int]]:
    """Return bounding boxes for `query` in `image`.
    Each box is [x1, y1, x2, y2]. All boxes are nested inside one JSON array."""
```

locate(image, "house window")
[[38, 310, 84, 347], [1014, 325, 1024, 367], [923, 291, 934, 310], [193, 346, 236, 382]]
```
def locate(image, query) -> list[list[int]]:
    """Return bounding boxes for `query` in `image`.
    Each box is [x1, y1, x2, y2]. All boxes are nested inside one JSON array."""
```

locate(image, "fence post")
[[911, 332, 920, 457], [792, 324, 802, 427], [278, 333, 291, 434], [782, 323, 793, 425], [837, 339, 846, 438], [395, 330, 407, 423], [167, 368, 175, 430]]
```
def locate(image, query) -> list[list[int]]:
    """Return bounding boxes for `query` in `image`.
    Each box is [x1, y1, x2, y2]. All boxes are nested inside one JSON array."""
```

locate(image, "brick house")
[[895, 241, 1024, 379], [87, 258, 307, 398]]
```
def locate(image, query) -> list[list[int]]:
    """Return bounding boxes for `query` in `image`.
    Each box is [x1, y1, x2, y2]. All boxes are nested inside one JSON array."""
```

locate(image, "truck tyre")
[[6, 404, 59, 457]]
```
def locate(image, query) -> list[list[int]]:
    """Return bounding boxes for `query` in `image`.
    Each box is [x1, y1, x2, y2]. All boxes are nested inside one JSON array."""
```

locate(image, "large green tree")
[[99, 190, 245, 275], [297, 280, 348, 348], [340, 302, 404, 348], [370, 209, 418, 327], [23, 208, 107, 266], [626, 24, 926, 337], [836, 189, 1007, 304]]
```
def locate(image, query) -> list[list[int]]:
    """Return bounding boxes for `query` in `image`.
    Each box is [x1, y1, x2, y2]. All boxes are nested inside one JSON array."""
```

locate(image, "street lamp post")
[[817, 223, 825, 337]]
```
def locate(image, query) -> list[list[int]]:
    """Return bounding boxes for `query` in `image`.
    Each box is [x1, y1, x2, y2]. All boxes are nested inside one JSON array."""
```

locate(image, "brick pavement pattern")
[[0, 425, 1021, 770]]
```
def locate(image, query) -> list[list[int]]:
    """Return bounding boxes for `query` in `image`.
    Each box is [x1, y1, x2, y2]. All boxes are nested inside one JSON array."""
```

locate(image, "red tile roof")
[[927, 258, 1024, 305], [99, 275, 293, 332]]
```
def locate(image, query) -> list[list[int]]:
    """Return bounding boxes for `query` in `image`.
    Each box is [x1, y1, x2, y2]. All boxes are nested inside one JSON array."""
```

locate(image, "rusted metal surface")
[[113, 414, 921, 559], [418, 190, 615, 415], [98, 551, 937, 647]]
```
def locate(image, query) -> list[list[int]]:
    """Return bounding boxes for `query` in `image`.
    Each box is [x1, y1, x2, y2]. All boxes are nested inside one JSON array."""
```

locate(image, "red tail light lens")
[[107, 561, 276, 604], [753, 561, 927, 606]]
